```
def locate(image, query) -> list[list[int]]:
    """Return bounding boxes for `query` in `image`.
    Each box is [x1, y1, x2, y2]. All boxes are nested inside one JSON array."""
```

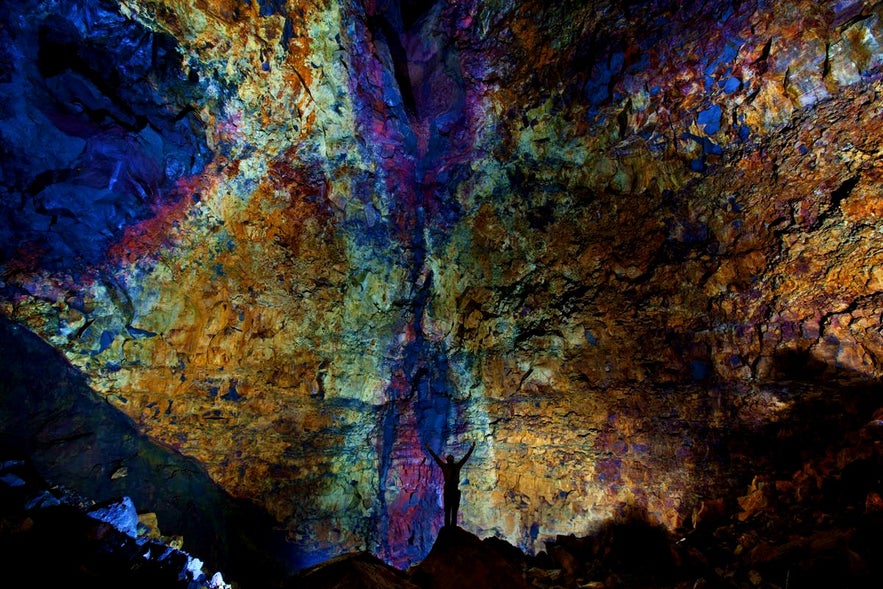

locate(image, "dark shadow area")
[[0, 316, 296, 588], [293, 519, 698, 589], [771, 348, 832, 382], [536, 506, 683, 589], [0, 441, 201, 588], [366, 13, 418, 118], [288, 551, 420, 589], [727, 348, 882, 483], [673, 349, 883, 589]]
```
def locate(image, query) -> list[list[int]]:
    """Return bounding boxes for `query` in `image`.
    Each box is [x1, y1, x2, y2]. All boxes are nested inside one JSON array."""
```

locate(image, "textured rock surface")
[[0, 316, 292, 587], [0, 442, 230, 588], [2, 0, 883, 574]]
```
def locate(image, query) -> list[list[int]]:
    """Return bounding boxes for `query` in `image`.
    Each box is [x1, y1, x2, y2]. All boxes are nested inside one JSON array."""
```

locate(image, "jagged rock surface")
[[2, 0, 883, 577], [0, 316, 291, 588], [0, 444, 230, 588]]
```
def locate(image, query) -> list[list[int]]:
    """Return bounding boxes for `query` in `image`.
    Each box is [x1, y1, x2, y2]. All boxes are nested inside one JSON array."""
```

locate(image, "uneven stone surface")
[[0, 316, 292, 587], [289, 389, 883, 587], [408, 525, 531, 589], [0, 443, 230, 588], [2, 0, 883, 577], [291, 551, 420, 589]]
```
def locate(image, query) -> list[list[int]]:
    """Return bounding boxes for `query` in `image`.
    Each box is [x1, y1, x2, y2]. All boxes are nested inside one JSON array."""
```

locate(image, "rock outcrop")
[[0, 316, 292, 587], [409, 526, 531, 589], [0, 443, 231, 588]]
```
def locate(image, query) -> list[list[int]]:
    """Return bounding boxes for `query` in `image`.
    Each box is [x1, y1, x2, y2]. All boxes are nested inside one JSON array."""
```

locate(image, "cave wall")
[[2, 0, 883, 570]]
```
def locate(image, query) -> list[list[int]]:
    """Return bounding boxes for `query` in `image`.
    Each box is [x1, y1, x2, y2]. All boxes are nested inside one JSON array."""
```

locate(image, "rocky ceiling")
[[2, 0, 883, 580]]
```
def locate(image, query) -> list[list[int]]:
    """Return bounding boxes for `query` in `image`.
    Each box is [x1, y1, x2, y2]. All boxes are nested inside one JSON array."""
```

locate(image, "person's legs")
[[451, 489, 461, 528], [443, 491, 453, 527]]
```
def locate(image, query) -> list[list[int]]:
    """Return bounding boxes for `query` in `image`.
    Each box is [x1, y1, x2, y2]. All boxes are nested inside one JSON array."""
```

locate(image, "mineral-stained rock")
[[2, 0, 883, 577], [736, 476, 775, 522], [0, 316, 291, 588]]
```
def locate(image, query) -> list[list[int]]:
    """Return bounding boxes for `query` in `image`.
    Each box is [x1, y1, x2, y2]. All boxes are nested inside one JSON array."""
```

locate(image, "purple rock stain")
[[346, 0, 481, 567]]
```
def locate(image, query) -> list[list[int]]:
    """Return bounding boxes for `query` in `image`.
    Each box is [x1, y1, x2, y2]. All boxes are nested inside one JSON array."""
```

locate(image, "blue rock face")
[[0, 0, 211, 275]]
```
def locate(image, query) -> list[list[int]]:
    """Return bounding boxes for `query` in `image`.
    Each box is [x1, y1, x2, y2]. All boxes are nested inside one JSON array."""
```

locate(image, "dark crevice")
[[830, 174, 860, 210], [806, 174, 861, 231], [367, 14, 418, 118], [400, 0, 439, 30]]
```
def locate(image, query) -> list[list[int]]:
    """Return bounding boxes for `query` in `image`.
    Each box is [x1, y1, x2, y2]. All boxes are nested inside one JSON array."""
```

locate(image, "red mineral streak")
[[107, 173, 208, 265]]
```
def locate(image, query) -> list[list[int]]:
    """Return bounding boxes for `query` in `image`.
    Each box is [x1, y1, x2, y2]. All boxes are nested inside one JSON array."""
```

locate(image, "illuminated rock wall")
[[2, 0, 883, 570]]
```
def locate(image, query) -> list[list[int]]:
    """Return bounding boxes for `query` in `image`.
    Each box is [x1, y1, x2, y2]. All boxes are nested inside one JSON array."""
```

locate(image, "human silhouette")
[[425, 441, 475, 528]]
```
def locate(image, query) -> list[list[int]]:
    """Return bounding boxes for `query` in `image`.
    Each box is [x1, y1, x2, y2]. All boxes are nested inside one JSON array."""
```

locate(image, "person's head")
[[446, 455, 454, 463]]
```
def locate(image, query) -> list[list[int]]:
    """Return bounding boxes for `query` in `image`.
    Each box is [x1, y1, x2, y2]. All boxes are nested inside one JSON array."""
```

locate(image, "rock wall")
[[2, 0, 883, 570]]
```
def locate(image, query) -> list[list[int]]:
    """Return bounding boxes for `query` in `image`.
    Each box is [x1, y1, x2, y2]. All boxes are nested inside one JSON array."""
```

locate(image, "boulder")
[[408, 527, 530, 589], [291, 551, 420, 589]]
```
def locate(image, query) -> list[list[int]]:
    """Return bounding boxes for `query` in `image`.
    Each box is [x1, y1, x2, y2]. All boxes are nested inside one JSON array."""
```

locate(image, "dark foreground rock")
[[409, 526, 531, 589], [6, 424, 883, 589], [0, 315, 296, 588], [290, 551, 420, 589], [0, 444, 230, 588]]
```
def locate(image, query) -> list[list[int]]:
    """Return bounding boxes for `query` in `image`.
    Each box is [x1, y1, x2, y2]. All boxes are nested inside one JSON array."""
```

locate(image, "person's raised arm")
[[458, 441, 476, 466], [425, 443, 444, 467]]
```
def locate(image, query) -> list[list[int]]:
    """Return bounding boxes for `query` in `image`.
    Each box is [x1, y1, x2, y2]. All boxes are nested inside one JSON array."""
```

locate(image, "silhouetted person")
[[425, 441, 475, 528]]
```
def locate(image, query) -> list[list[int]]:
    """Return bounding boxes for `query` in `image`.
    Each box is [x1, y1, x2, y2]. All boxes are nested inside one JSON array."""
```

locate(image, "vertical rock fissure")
[[357, 0, 470, 565]]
